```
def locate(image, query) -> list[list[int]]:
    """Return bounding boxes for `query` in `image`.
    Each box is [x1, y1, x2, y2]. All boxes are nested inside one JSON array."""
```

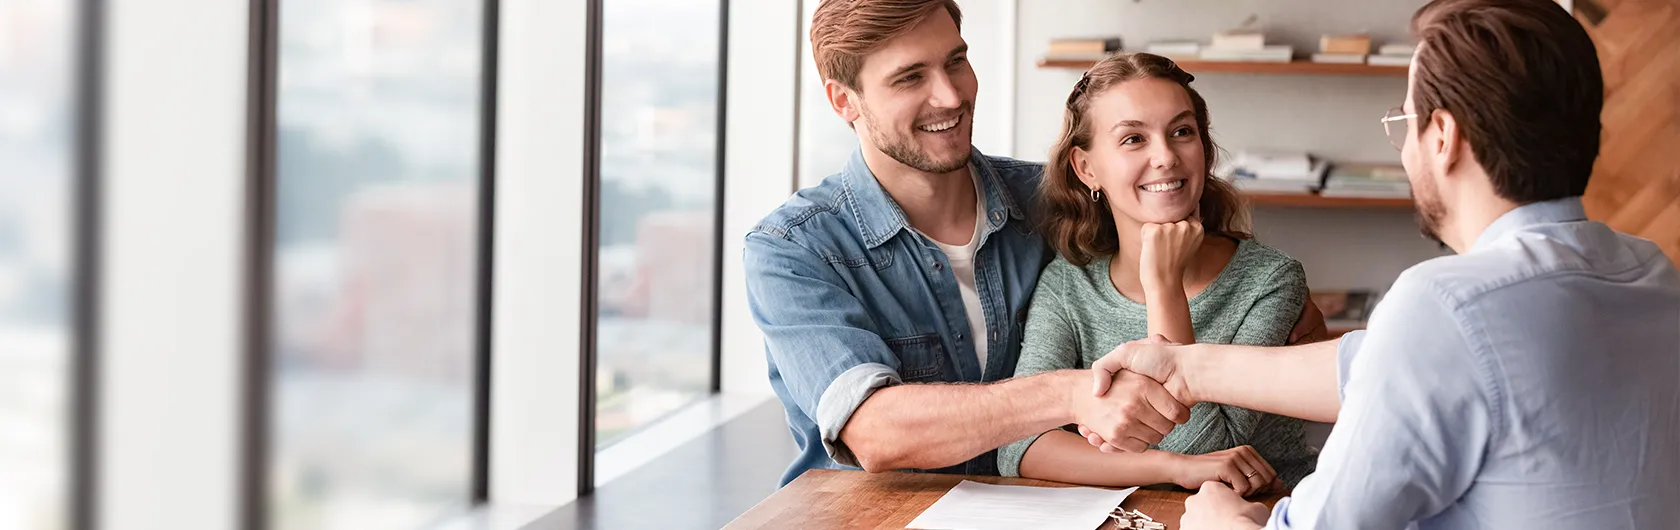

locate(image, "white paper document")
[[906, 480, 1138, 530]]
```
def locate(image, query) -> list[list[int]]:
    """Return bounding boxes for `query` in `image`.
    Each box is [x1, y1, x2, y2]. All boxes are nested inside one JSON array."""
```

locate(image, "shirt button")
[[991, 211, 1003, 223], [933, 262, 943, 270]]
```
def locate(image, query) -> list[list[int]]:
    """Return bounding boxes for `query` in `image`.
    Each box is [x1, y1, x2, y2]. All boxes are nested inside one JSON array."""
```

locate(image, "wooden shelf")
[[1038, 58, 1408, 77], [1242, 193, 1414, 210]]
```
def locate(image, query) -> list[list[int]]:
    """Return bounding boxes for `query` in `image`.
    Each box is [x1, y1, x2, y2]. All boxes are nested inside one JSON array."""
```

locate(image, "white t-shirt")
[[926, 174, 989, 371]]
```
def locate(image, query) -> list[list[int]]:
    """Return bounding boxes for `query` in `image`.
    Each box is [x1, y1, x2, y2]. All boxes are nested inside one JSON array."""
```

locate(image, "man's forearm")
[[841, 370, 1079, 472], [1183, 339, 1341, 423]]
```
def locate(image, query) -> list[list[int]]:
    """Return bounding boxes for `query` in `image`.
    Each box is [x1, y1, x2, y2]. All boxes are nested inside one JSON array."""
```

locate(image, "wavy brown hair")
[[1039, 53, 1249, 267]]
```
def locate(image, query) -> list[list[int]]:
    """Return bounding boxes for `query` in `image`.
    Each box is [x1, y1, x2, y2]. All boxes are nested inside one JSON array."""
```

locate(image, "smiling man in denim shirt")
[[742, 0, 1206, 486]]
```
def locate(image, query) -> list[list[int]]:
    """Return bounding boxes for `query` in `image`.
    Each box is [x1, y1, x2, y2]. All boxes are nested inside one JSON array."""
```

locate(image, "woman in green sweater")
[[997, 53, 1317, 495]]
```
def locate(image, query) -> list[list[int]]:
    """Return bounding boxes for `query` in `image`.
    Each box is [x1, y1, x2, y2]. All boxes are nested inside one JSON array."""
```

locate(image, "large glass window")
[[593, 0, 722, 448], [271, 1, 485, 528], [0, 0, 75, 528]]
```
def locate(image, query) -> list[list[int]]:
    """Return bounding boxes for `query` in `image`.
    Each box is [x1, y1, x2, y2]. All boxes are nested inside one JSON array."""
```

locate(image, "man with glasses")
[[1084, 0, 1680, 528]]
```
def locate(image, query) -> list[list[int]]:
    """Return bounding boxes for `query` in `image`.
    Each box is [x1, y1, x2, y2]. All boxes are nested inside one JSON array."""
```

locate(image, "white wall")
[[100, 1, 250, 528], [1013, 0, 1449, 292], [489, 0, 588, 507], [720, 0, 803, 396]]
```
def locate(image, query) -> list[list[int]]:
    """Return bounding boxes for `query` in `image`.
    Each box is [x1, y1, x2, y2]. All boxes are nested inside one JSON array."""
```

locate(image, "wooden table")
[[724, 469, 1283, 530]]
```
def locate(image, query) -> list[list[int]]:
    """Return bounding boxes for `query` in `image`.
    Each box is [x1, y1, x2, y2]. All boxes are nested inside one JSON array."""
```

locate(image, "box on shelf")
[[1366, 54, 1413, 67], [1319, 34, 1372, 55], [1211, 30, 1266, 50], [1048, 37, 1123, 56], [1378, 43, 1417, 56]]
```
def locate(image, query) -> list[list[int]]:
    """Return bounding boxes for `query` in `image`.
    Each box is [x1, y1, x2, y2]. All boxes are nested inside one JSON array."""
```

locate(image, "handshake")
[[1068, 335, 1281, 495], [1068, 334, 1197, 453]]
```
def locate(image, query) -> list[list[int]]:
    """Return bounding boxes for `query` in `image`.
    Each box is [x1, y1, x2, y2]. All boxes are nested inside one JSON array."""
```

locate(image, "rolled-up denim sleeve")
[[743, 230, 906, 468]]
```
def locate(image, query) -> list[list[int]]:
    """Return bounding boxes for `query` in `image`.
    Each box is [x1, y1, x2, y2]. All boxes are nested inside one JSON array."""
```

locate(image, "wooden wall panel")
[[1580, 0, 1680, 265]]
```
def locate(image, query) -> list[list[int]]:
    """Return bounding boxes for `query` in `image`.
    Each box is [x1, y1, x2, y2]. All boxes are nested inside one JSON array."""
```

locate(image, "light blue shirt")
[[1270, 197, 1680, 529]]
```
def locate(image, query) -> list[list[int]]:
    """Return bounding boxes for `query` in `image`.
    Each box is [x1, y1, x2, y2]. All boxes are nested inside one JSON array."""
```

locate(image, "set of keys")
[[1108, 507, 1165, 530]]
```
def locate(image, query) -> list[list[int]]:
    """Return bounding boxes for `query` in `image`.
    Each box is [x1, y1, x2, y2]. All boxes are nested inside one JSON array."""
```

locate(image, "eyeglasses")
[[1381, 107, 1417, 151]]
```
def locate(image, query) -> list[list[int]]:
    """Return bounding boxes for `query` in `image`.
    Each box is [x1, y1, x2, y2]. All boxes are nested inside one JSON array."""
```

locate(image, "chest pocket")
[[884, 333, 947, 382]]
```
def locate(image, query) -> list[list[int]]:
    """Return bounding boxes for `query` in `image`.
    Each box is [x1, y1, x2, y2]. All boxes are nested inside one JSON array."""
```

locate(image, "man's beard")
[[861, 102, 971, 174], [1411, 169, 1449, 249]]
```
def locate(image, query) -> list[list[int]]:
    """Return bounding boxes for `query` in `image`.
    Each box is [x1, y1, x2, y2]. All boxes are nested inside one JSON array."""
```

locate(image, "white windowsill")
[[435, 392, 778, 529], [595, 392, 777, 487]]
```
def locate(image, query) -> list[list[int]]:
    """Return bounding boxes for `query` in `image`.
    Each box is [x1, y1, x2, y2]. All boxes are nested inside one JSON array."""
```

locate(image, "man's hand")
[[1182, 481, 1269, 530], [1091, 335, 1194, 404], [1067, 370, 1191, 453]]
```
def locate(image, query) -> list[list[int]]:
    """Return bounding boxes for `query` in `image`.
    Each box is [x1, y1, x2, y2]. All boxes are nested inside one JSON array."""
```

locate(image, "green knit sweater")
[[997, 239, 1318, 487]]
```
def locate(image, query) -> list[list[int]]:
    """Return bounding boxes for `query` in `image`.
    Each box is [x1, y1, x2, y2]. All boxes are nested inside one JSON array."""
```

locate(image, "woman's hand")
[[1139, 217, 1204, 296], [1169, 445, 1278, 497]]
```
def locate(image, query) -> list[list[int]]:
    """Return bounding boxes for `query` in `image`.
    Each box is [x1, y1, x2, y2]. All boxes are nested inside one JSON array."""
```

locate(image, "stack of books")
[[1044, 37, 1123, 62], [1225, 149, 1328, 194], [1199, 29, 1292, 62], [1145, 40, 1202, 62], [1320, 163, 1411, 198], [1311, 34, 1371, 64], [1367, 43, 1416, 66]]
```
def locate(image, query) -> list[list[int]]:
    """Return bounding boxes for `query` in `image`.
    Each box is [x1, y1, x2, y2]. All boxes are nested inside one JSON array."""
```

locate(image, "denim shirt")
[[743, 149, 1051, 486]]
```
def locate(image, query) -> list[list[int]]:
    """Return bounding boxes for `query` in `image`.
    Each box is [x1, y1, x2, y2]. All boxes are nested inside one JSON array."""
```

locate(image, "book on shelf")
[[1319, 34, 1372, 55], [1231, 149, 1317, 178], [1145, 40, 1202, 60], [1319, 188, 1413, 199], [1199, 45, 1293, 62], [1232, 178, 1316, 195], [1311, 289, 1379, 331], [1311, 53, 1368, 64], [1378, 43, 1417, 56], [1227, 151, 1328, 195], [1366, 54, 1413, 67], [1048, 37, 1123, 57], [1211, 30, 1266, 50], [1321, 163, 1411, 198]]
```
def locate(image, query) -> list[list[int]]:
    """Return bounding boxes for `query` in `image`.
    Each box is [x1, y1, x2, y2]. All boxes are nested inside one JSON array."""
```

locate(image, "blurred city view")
[[269, 0, 723, 528], [0, 0, 725, 527], [0, 0, 73, 529], [594, 0, 721, 448]]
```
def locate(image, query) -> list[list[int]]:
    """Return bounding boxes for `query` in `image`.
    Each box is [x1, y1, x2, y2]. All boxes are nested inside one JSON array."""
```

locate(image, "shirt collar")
[[841, 147, 1027, 249], [1470, 196, 1588, 252]]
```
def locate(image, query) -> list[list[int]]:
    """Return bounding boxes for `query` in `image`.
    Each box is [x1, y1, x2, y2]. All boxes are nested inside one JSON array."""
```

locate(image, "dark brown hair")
[[809, 0, 963, 91], [1411, 0, 1603, 202], [1039, 53, 1248, 266]]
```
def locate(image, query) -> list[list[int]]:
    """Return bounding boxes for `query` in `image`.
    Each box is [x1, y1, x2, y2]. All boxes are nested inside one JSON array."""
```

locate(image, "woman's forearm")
[[1017, 429, 1182, 487], [1145, 284, 1196, 345]]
